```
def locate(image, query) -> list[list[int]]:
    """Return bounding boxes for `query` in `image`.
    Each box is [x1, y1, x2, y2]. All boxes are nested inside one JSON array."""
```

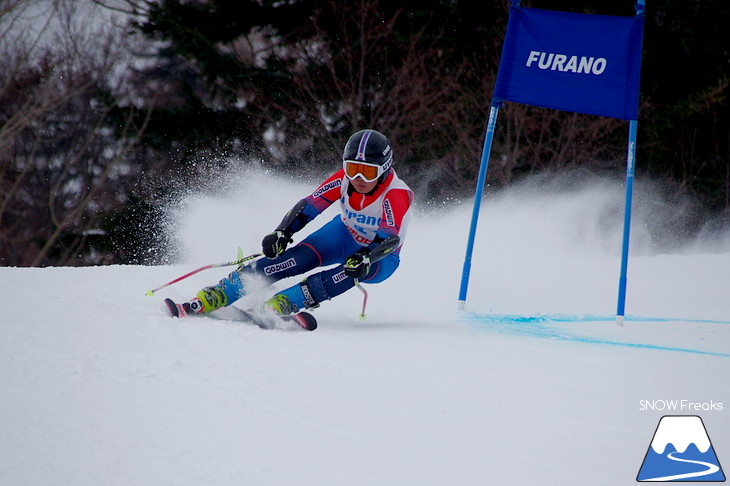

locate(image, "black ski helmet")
[[342, 129, 393, 183]]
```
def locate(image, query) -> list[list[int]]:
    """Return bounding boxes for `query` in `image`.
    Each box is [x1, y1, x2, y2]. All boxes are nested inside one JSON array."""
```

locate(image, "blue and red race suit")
[[234, 168, 414, 305]]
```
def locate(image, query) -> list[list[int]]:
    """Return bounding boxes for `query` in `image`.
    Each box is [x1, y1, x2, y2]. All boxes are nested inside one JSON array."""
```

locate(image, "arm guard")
[[275, 199, 311, 236], [366, 234, 400, 263]]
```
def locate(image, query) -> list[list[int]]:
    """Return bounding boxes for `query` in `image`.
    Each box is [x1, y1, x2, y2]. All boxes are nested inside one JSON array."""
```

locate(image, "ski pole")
[[145, 252, 262, 296], [354, 278, 368, 319]]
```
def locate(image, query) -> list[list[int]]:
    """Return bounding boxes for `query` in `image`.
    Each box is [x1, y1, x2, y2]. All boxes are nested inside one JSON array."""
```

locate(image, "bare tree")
[[234, 0, 501, 197], [0, 0, 152, 266], [247, 0, 631, 198]]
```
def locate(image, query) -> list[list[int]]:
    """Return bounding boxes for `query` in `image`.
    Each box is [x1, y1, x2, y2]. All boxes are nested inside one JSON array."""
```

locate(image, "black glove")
[[262, 230, 292, 259], [344, 251, 371, 279]]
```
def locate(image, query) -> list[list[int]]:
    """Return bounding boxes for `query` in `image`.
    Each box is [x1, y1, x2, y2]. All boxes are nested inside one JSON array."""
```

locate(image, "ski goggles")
[[343, 160, 387, 182]]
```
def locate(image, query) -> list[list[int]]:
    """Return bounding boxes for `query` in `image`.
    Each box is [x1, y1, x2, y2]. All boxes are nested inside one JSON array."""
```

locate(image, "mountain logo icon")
[[637, 415, 725, 482]]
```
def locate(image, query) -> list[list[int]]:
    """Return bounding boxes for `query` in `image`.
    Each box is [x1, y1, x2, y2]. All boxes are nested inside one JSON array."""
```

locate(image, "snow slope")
[[2, 170, 729, 486]]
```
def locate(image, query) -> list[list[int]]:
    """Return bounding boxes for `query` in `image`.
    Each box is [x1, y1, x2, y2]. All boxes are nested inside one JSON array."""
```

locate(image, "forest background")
[[1, 0, 728, 266]]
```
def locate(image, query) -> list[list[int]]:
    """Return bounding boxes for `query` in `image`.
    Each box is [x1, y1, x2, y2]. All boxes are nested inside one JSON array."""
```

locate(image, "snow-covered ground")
[[2, 170, 728, 485]]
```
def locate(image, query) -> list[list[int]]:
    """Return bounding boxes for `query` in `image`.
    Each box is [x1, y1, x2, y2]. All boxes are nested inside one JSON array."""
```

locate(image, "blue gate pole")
[[458, 102, 501, 310], [616, 119, 638, 325], [616, 0, 644, 325]]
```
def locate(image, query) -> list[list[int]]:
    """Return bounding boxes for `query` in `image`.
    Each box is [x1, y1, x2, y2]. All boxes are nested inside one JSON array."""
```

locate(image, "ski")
[[164, 298, 192, 318], [163, 298, 317, 331], [225, 306, 317, 331]]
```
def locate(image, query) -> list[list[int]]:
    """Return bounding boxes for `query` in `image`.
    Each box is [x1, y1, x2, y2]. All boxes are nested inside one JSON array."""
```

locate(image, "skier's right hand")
[[262, 230, 292, 259], [344, 250, 371, 279]]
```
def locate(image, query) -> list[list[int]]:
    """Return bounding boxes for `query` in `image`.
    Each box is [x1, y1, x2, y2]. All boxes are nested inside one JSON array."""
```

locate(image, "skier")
[[166, 129, 414, 324]]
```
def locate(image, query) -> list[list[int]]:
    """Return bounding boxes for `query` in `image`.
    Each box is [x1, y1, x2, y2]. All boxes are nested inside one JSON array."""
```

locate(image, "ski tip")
[[163, 298, 180, 318], [292, 311, 317, 331]]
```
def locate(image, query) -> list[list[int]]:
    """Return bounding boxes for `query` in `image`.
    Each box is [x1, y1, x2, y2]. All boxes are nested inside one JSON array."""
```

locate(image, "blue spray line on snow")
[[471, 314, 730, 325], [462, 313, 730, 358]]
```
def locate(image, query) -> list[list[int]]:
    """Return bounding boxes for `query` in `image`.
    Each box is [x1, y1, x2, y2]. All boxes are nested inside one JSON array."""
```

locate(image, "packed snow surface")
[[2, 171, 728, 485]]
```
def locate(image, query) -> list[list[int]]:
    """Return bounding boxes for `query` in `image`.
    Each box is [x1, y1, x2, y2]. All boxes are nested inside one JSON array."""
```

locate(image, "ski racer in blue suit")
[[171, 129, 414, 319]]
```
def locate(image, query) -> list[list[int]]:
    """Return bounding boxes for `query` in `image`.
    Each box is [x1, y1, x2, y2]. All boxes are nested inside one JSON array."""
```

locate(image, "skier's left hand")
[[344, 251, 371, 279], [262, 230, 291, 259]]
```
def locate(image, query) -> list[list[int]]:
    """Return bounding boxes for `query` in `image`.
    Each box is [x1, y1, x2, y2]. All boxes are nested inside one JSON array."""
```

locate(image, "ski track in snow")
[[2, 171, 729, 486]]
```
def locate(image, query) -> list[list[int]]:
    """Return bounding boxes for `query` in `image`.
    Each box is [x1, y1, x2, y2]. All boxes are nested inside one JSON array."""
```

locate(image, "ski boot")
[[195, 285, 229, 312], [165, 268, 247, 318], [262, 293, 296, 317], [259, 282, 318, 331], [261, 279, 320, 316], [164, 285, 227, 317]]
